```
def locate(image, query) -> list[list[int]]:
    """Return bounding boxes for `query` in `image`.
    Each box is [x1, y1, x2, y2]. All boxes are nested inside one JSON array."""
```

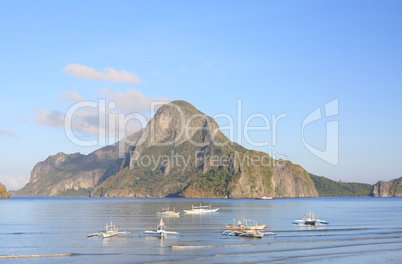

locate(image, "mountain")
[[16, 100, 318, 198], [310, 174, 372, 197], [370, 177, 402, 197], [16, 146, 122, 196], [0, 183, 11, 199]]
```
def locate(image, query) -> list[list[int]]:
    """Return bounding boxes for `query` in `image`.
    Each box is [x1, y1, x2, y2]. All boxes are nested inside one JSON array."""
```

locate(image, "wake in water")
[[0, 253, 73, 259]]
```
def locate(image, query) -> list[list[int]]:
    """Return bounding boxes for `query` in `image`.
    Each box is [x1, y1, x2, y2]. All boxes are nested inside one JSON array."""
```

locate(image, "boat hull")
[[102, 231, 118, 238], [222, 224, 267, 231], [304, 220, 317, 225], [157, 212, 180, 216], [234, 231, 264, 238], [255, 197, 274, 200], [183, 208, 219, 214]]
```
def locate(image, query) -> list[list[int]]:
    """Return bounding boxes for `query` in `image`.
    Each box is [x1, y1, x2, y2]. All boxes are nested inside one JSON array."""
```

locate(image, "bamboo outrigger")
[[140, 218, 183, 239], [87, 221, 132, 239]]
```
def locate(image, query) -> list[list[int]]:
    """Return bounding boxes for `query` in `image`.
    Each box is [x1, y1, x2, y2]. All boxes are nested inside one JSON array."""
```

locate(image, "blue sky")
[[1, 1, 401, 190]]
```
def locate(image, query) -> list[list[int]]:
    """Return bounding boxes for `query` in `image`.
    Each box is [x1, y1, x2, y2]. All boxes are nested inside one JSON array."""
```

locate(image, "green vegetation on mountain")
[[0, 183, 11, 199], [16, 100, 320, 198], [389, 178, 402, 195], [59, 187, 92, 197], [310, 174, 372, 197], [182, 167, 241, 198]]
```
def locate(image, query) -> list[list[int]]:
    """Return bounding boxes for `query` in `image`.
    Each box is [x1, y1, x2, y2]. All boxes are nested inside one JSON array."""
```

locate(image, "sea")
[[1, 197, 402, 264]]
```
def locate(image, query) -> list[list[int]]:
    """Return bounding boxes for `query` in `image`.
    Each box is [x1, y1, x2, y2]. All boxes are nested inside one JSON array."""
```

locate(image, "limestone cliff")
[[17, 100, 318, 198], [0, 183, 11, 199], [91, 100, 318, 198], [370, 177, 402, 197], [16, 146, 122, 196]]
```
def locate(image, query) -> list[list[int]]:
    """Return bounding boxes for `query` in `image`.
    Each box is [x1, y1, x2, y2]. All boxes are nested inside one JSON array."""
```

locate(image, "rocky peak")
[[127, 100, 225, 169]]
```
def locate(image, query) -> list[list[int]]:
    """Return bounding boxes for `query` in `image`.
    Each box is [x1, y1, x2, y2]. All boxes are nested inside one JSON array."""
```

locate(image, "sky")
[[1, 0, 401, 190]]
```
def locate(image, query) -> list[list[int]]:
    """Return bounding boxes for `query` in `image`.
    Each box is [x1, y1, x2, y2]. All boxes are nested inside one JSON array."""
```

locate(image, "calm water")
[[1, 197, 402, 263]]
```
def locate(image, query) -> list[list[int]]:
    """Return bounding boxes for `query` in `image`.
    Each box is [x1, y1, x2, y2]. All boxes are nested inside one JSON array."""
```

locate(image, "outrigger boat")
[[255, 196, 274, 200], [139, 218, 183, 239], [292, 212, 329, 225], [183, 204, 219, 214], [87, 221, 132, 239], [222, 229, 265, 238], [221, 218, 275, 238], [221, 218, 268, 231], [157, 207, 180, 216]]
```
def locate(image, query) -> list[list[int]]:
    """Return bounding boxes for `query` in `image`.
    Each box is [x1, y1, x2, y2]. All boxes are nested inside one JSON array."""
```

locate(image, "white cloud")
[[61, 91, 83, 104], [34, 102, 111, 136], [33, 109, 64, 128], [63, 64, 142, 84], [34, 89, 169, 139], [0, 130, 20, 138], [99, 88, 162, 114], [0, 175, 29, 190]]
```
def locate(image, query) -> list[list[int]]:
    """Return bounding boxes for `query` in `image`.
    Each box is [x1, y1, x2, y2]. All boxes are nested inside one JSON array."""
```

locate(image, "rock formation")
[[16, 100, 318, 198], [0, 183, 11, 199], [370, 177, 402, 197]]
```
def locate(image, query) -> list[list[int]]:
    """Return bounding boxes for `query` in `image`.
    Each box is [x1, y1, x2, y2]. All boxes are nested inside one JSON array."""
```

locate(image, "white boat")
[[87, 221, 131, 239], [255, 196, 274, 200], [140, 218, 183, 239], [183, 204, 219, 214], [222, 229, 270, 238], [292, 212, 329, 225], [102, 222, 119, 238], [221, 218, 268, 231], [221, 218, 275, 238], [157, 207, 180, 216]]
